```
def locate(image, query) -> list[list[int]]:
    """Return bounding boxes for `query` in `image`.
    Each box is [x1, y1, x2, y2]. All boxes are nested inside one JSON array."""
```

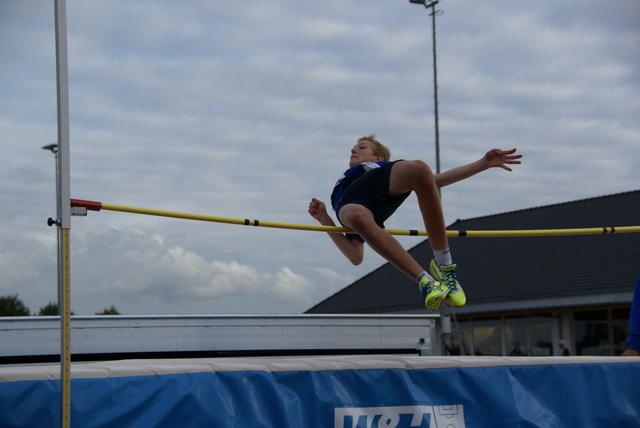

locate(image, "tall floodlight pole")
[[53, 0, 72, 427], [409, 0, 442, 178], [409, 1, 462, 356]]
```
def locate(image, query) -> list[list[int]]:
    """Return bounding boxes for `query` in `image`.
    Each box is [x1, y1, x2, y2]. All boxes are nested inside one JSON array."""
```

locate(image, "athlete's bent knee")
[[339, 205, 376, 231], [406, 160, 433, 177]]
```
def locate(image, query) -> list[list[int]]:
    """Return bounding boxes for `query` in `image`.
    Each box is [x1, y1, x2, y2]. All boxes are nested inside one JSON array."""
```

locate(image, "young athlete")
[[308, 134, 521, 311]]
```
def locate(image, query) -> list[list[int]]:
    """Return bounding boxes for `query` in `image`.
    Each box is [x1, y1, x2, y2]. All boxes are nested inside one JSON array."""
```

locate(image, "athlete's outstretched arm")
[[435, 148, 522, 188], [308, 198, 364, 265]]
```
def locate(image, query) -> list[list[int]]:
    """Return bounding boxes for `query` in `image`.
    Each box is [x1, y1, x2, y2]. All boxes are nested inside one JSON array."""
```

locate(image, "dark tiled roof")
[[306, 190, 640, 314]]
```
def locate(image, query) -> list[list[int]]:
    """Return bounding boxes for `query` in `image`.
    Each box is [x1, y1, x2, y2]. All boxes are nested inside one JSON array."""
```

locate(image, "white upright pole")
[[53, 0, 72, 426]]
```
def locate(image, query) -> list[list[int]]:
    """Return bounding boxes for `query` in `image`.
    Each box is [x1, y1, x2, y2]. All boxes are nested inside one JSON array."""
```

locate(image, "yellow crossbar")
[[74, 201, 640, 238]]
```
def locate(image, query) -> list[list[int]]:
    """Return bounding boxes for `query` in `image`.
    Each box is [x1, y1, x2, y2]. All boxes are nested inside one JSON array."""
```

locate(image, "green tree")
[[95, 305, 121, 315], [0, 294, 30, 316], [38, 301, 59, 315], [37, 302, 75, 316]]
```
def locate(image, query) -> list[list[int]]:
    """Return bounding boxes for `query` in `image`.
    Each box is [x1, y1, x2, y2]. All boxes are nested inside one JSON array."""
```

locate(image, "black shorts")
[[336, 160, 411, 229]]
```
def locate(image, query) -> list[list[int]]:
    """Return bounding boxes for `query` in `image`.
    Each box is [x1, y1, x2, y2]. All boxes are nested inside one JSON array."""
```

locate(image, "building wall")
[[443, 305, 631, 357]]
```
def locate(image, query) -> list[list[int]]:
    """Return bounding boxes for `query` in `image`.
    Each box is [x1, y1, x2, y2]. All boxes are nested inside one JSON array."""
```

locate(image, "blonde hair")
[[358, 134, 391, 161]]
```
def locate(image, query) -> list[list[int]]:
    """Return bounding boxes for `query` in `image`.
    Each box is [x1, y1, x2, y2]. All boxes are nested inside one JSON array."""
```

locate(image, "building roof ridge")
[[449, 189, 639, 226]]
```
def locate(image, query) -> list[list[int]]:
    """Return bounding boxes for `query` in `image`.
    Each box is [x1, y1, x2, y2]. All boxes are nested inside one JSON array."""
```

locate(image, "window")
[[575, 310, 609, 355], [612, 307, 631, 355], [473, 318, 501, 356], [505, 317, 528, 356], [613, 323, 629, 355], [529, 315, 553, 356], [447, 320, 472, 356]]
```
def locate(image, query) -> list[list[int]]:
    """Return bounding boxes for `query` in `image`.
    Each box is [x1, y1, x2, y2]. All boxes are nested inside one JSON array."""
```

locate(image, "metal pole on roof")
[[409, 0, 442, 193]]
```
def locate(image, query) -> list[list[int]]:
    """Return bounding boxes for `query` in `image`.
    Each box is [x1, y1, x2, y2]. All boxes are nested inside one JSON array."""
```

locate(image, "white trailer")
[[0, 314, 438, 363]]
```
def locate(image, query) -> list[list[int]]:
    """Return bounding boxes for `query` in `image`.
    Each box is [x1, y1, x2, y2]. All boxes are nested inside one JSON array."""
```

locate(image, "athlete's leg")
[[387, 160, 448, 251], [388, 160, 466, 307], [338, 203, 424, 279], [339, 201, 449, 311]]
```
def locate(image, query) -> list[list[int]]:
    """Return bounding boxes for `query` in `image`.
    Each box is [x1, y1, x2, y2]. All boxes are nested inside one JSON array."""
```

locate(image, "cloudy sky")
[[1, 0, 638, 316]]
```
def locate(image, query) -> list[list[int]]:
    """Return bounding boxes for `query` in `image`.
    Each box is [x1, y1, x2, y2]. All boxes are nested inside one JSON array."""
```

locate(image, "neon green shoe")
[[430, 260, 466, 307], [418, 277, 449, 311]]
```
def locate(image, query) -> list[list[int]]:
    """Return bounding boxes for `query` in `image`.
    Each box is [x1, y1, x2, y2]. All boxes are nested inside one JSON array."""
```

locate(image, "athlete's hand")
[[484, 148, 522, 171], [308, 198, 332, 224]]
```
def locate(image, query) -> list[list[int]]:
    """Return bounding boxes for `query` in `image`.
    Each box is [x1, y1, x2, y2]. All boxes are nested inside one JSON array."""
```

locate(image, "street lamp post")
[[409, 1, 463, 354], [409, 0, 442, 179]]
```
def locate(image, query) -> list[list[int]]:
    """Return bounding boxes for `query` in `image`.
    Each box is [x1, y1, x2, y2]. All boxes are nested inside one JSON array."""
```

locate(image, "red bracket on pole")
[[70, 199, 103, 211]]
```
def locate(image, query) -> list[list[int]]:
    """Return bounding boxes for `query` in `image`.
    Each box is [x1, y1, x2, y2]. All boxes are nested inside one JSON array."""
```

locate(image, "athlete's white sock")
[[416, 271, 434, 284], [434, 248, 453, 266]]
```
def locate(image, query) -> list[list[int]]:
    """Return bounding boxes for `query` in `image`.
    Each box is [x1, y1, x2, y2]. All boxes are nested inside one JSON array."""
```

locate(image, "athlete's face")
[[349, 140, 383, 167]]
